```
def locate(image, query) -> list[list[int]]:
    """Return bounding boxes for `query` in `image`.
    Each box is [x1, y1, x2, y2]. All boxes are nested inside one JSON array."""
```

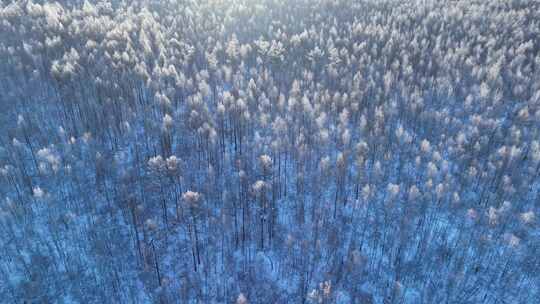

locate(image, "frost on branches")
[[0, 0, 539, 303]]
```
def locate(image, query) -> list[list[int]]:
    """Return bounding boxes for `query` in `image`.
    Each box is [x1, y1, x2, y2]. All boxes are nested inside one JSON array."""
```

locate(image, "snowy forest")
[[0, 0, 539, 303]]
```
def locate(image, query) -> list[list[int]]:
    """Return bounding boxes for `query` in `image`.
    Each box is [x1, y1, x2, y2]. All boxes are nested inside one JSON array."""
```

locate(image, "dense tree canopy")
[[0, 0, 539, 303]]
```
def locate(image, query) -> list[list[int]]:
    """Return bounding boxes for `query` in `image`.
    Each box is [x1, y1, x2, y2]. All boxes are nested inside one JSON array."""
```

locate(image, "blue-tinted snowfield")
[[0, 0, 539, 303]]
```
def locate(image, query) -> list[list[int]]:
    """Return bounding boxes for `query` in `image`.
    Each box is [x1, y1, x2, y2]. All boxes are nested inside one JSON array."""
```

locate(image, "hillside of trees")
[[0, 0, 539, 303]]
